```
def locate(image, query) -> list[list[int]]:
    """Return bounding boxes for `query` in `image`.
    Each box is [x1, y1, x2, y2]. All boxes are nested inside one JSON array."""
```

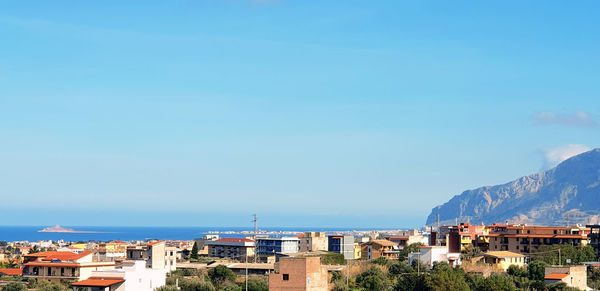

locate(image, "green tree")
[[207, 265, 236, 287], [246, 277, 269, 291], [356, 266, 389, 291], [179, 277, 216, 291], [332, 279, 349, 291], [155, 286, 179, 291], [460, 245, 482, 262], [425, 263, 469, 291], [506, 265, 528, 278], [35, 280, 69, 291], [393, 273, 426, 291], [191, 241, 199, 260], [588, 268, 600, 290], [399, 243, 423, 262], [1, 282, 26, 291], [372, 256, 389, 266], [29, 245, 40, 254], [527, 260, 547, 281], [477, 275, 516, 291], [388, 261, 414, 276], [533, 244, 595, 265]]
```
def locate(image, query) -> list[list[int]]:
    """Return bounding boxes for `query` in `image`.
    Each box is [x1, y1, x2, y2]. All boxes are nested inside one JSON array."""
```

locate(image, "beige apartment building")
[[299, 232, 328, 252], [269, 257, 328, 291], [22, 251, 116, 283], [127, 241, 177, 272], [488, 224, 589, 254], [361, 240, 399, 260]]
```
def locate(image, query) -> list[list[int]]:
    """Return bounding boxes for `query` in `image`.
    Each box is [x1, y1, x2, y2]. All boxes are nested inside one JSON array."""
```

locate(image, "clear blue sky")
[[1, 0, 599, 228]]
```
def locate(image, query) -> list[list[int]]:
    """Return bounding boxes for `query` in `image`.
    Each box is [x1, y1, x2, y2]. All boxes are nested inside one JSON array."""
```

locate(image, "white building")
[[126, 241, 177, 272], [70, 260, 166, 291], [408, 246, 461, 268]]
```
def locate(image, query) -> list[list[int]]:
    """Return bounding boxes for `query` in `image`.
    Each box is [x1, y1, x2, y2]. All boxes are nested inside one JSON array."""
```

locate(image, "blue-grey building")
[[256, 237, 300, 256], [328, 235, 354, 260]]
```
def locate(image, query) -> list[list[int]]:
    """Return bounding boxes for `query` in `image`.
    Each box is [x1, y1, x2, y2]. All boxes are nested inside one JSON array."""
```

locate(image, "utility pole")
[[245, 251, 248, 291], [559, 248, 562, 266]]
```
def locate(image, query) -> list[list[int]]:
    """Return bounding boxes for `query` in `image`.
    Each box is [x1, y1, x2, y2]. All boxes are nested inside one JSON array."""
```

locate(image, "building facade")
[[360, 240, 399, 260], [256, 237, 299, 256], [544, 265, 587, 290], [299, 232, 328, 252], [22, 251, 116, 283], [488, 224, 589, 254], [327, 236, 354, 260], [126, 241, 177, 272], [268, 257, 328, 291], [205, 238, 255, 260], [70, 260, 166, 291]]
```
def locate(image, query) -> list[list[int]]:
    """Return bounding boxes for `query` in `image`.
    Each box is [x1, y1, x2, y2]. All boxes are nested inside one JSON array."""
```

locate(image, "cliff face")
[[426, 149, 600, 226]]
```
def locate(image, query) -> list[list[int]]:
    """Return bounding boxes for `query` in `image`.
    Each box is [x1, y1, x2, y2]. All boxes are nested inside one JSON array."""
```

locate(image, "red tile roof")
[[24, 262, 115, 268], [216, 238, 254, 243], [146, 241, 165, 247], [71, 277, 125, 287], [0, 269, 23, 276], [545, 273, 569, 280], [25, 251, 91, 261]]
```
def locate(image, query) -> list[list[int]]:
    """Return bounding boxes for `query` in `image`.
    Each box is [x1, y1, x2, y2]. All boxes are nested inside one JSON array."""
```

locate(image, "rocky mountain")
[[426, 148, 600, 226]]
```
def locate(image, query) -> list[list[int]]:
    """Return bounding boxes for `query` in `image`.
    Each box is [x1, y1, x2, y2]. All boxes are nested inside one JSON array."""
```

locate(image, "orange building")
[[488, 224, 589, 254], [269, 257, 328, 291]]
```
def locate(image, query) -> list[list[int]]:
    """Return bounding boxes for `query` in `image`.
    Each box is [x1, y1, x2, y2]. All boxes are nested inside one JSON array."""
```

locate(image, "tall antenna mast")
[[252, 214, 258, 263], [253, 214, 258, 237], [436, 213, 440, 246]]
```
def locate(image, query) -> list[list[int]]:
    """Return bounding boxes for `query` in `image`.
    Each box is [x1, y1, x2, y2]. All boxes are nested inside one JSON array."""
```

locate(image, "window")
[[283, 274, 289, 281]]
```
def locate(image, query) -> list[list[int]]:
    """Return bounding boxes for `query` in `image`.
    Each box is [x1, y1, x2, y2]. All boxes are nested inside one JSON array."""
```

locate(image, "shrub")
[[207, 265, 236, 286], [356, 266, 389, 291], [1, 282, 26, 291], [372, 256, 389, 266]]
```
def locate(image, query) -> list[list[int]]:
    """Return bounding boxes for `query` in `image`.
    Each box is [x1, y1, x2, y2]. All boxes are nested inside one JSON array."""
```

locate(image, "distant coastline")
[[38, 225, 100, 233]]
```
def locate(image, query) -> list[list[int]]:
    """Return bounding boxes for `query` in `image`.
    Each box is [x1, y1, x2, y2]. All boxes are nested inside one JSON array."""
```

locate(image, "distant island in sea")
[[38, 225, 99, 233]]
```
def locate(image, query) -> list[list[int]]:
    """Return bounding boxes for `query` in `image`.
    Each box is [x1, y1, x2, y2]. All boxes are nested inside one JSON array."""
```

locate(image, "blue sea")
[[0, 226, 380, 242]]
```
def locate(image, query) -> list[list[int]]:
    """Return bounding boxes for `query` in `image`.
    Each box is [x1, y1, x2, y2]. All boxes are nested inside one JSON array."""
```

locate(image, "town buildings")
[[328, 236, 354, 260], [408, 246, 461, 268], [488, 224, 589, 254], [360, 240, 399, 260], [268, 257, 328, 291], [70, 260, 166, 291], [256, 237, 300, 256], [481, 251, 526, 271], [205, 238, 255, 260], [544, 265, 587, 290], [22, 251, 116, 283], [587, 224, 600, 260], [298, 232, 328, 252], [126, 241, 177, 272]]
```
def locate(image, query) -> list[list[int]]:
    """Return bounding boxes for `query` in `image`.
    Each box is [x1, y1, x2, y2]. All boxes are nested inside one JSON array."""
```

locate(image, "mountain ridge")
[[426, 148, 600, 226]]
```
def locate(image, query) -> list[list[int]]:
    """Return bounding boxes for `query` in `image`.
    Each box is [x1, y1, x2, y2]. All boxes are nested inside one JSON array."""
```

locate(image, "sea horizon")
[[0, 225, 408, 242]]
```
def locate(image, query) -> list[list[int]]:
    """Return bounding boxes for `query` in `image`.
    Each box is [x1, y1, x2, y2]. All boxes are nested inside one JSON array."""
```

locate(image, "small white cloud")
[[531, 111, 597, 127], [540, 144, 592, 170]]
